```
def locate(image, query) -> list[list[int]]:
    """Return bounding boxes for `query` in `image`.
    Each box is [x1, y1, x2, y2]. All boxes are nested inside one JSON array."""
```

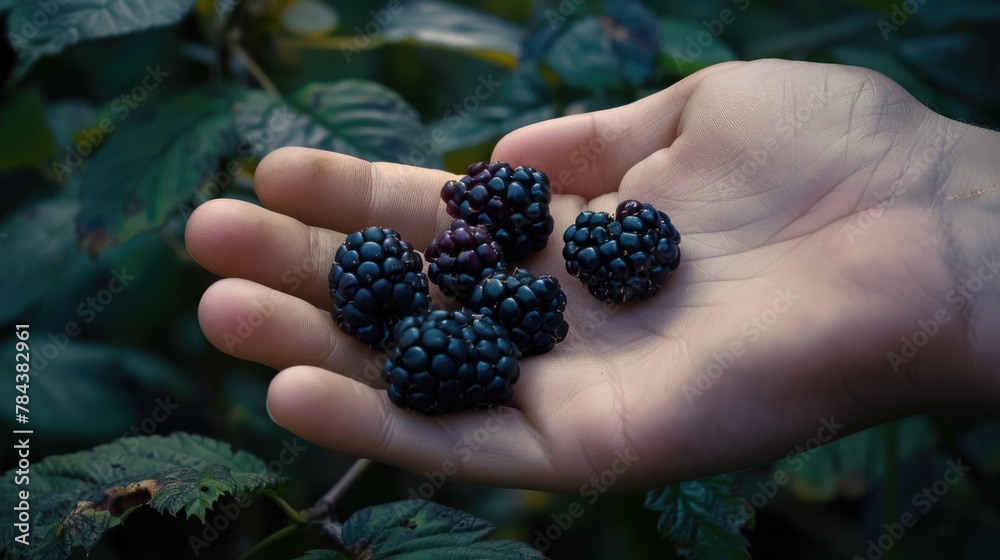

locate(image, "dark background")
[[1, 0, 998, 558]]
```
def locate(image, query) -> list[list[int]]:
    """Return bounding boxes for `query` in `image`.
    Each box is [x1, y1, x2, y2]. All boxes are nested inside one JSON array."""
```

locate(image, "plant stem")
[[228, 30, 282, 97], [882, 422, 899, 560], [321, 520, 345, 546], [301, 458, 373, 520], [238, 523, 299, 560], [267, 491, 309, 524]]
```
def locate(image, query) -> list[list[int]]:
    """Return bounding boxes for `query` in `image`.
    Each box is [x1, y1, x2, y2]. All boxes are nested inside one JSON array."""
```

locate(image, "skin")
[[186, 59, 1000, 493]]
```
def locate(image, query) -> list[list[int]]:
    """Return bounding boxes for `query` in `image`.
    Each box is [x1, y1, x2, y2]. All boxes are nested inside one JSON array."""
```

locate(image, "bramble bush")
[[1, 0, 998, 558]]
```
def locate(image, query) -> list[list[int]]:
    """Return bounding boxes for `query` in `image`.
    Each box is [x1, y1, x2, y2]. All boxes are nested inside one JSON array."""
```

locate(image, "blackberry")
[[329, 227, 430, 349], [441, 161, 554, 261], [465, 269, 569, 356], [563, 199, 681, 304], [425, 219, 505, 304], [382, 310, 520, 415]]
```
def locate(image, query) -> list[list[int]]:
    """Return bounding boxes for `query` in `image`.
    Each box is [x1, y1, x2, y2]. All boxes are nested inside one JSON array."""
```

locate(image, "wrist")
[[930, 117, 1000, 408]]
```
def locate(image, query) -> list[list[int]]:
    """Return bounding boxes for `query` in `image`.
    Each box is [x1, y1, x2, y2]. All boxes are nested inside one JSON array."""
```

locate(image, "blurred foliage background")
[[1, 0, 999, 558]]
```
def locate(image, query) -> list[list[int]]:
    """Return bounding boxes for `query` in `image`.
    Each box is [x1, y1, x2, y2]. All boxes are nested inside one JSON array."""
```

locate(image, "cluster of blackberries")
[[329, 162, 565, 415], [329, 163, 682, 415]]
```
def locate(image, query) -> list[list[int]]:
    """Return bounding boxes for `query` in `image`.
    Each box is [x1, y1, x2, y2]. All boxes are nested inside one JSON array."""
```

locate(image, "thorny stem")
[[241, 460, 370, 558], [267, 491, 308, 524], [301, 458, 374, 520]]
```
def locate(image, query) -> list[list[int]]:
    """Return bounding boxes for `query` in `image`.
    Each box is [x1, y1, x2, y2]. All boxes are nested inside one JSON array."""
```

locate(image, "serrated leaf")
[[0, 87, 55, 172], [0, 341, 192, 440], [645, 475, 753, 560], [0, 433, 286, 560], [657, 18, 736, 77], [76, 90, 234, 255], [342, 500, 544, 559], [5, 0, 196, 79], [233, 81, 431, 165], [378, 0, 521, 67]]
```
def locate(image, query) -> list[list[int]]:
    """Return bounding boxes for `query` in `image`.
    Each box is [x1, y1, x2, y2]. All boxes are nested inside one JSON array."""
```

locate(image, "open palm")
[[187, 59, 984, 492]]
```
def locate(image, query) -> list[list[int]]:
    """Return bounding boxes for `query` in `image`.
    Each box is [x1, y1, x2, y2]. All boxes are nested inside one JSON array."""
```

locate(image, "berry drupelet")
[[563, 199, 681, 304], [441, 161, 554, 261], [329, 227, 430, 349], [424, 219, 505, 304], [382, 310, 520, 415], [465, 268, 569, 356]]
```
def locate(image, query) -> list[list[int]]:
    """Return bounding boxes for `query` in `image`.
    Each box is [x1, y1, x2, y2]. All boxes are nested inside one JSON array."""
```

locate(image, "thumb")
[[490, 67, 712, 201]]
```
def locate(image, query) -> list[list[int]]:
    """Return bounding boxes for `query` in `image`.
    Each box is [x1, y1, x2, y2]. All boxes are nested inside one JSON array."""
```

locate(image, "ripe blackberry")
[[563, 199, 681, 304], [425, 219, 505, 304], [329, 227, 430, 349], [465, 269, 569, 356], [382, 310, 520, 415], [441, 161, 554, 261]]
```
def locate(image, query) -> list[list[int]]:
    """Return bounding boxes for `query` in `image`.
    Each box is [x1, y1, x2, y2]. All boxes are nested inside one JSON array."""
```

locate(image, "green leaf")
[[657, 18, 736, 77], [77, 90, 234, 255], [0, 433, 286, 560], [427, 70, 555, 159], [294, 551, 351, 560], [6, 0, 197, 79], [0, 193, 85, 324], [778, 417, 937, 502], [378, 0, 521, 67], [0, 341, 193, 440], [542, 5, 659, 92], [281, 0, 339, 36], [0, 87, 56, 172], [645, 475, 753, 560], [342, 500, 545, 559], [233, 81, 431, 165], [0, 0, 23, 12]]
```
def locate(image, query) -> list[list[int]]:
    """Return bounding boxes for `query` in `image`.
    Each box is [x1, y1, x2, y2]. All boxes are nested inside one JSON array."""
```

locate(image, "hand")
[[185, 59, 1000, 492]]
